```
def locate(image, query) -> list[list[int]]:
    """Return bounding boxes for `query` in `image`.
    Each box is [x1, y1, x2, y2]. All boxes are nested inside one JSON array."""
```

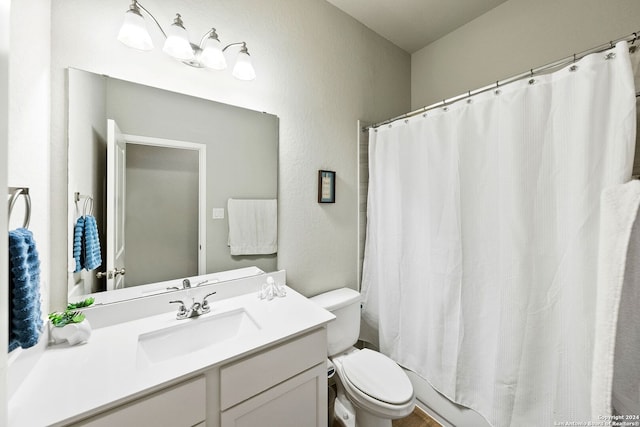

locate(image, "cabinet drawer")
[[70, 376, 206, 427], [220, 328, 326, 410]]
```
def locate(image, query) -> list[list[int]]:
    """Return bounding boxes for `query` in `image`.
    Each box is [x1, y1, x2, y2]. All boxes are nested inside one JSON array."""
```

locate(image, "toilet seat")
[[332, 349, 415, 420], [341, 349, 414, 405]]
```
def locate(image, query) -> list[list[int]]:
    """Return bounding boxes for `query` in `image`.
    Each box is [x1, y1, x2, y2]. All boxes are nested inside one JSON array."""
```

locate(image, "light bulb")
[[162, 14, 195, 61], [232, 46, 256, 81], [117, 4, 153, 51], [200, 32, 227, 70]]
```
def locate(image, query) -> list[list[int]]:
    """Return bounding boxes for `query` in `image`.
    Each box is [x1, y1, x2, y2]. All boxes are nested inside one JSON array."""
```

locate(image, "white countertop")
[[8, 284, 334, 427]]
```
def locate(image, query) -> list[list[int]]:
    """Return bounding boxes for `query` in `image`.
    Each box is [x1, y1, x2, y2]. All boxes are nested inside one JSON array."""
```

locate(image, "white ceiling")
[[325, 0, 508, 53]]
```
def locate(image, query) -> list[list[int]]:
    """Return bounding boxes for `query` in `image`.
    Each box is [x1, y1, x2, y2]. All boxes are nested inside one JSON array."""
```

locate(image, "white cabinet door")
[[221, 364, 327, 427]]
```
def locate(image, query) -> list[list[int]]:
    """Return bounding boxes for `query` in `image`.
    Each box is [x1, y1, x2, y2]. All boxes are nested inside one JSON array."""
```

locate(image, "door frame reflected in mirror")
[[105, 125, 207, 292]]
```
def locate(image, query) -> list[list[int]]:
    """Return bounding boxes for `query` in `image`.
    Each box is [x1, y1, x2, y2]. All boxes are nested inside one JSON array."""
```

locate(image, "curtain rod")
[[365, 30, 640, 132]]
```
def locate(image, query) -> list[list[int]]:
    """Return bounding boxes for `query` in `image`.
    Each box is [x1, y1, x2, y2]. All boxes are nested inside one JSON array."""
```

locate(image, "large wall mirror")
[[67, 68, 278, 303]]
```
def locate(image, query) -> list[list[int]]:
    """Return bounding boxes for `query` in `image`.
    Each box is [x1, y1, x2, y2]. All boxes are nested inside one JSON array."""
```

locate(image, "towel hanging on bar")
[[8, 228, 43, 352], [72, 193, 102, 272], [227, 199, 278, 256]]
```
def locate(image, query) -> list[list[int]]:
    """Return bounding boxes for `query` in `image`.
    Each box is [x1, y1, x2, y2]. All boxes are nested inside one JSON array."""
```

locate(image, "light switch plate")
[[212, 208, 225, 219]]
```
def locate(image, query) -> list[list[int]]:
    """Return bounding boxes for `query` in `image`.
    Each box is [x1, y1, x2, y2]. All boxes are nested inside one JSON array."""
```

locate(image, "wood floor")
[[392, 407, 442, 427], [331, 407, 441, 427]]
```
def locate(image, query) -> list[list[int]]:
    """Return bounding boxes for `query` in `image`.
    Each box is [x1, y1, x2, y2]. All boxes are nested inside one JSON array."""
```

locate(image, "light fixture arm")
[[222, 41, 248, 53], [132, 0, 167, 38], [198, 28, 219, 48]]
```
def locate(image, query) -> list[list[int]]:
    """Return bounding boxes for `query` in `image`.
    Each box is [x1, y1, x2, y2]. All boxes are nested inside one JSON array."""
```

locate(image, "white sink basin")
[[137, 308, 260, 365]]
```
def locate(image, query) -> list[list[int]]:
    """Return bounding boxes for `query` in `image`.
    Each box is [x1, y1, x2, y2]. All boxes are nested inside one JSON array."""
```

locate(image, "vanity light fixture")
[[117, 0, 256, 80]]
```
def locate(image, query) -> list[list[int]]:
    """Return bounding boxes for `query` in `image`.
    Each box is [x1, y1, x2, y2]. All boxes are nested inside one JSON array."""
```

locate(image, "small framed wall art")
[[318, 170, 336, 203]]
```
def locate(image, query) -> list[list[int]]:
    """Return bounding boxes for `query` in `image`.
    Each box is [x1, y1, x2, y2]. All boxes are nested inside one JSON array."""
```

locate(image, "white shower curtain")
[[361, 41, 636, 426]]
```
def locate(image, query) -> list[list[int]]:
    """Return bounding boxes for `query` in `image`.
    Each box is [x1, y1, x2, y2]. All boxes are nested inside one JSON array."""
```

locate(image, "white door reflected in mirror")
[[107, 119, 127, 291]]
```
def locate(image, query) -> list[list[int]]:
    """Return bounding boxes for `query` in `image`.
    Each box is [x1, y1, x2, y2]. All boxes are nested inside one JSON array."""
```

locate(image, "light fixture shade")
[[232, 50, 256, 81], [117, 8, 154, 51], [162, 15, 195, 61], [200, 37, 227, 70]]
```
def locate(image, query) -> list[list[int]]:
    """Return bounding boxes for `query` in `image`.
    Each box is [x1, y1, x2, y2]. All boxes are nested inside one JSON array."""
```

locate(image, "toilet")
[[311, 288, 415, 427]]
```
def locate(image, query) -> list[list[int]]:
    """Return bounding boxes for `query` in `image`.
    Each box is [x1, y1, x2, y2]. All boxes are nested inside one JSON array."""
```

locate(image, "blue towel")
[[72, 216, 84, 273], [82, 215, 102, 271], [8, 228, 43, 352]]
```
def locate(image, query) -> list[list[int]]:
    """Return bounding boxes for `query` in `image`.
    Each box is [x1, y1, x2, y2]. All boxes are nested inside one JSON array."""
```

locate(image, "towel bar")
[[74, 192, 94, 216], [8, 187, 31, 229], [74, 191, 90, 203]]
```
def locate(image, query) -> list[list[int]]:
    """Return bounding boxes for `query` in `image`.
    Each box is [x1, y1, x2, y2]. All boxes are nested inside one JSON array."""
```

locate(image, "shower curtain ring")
[[569, 54, 579, 72]]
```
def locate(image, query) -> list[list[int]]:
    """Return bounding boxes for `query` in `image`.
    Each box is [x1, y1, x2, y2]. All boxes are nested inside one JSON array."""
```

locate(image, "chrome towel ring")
[[8, 187, 31, 229]]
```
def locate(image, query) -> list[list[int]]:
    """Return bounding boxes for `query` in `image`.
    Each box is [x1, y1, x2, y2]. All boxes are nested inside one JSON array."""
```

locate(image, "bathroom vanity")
[[8, 271, 334, 427]]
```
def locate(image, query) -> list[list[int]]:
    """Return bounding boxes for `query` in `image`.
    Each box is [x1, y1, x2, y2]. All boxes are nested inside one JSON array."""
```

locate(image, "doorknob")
[[96, 268, 125, 279]]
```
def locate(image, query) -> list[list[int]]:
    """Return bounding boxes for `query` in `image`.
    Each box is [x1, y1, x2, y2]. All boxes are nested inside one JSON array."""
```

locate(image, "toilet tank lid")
[[310, 288, 361, 311]]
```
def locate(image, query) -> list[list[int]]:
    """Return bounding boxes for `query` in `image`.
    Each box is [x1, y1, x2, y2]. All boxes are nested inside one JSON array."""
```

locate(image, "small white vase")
[[50, 319, 92, 346]]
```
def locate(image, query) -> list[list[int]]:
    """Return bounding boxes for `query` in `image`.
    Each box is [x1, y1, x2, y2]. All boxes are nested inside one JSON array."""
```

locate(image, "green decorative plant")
[[66, 297, 95, 310], [48, 297, 95, 327], [48, 311, 86, 327]]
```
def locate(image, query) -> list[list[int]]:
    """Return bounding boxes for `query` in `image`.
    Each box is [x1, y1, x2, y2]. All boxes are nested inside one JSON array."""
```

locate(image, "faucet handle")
[[201, 292, 217, 311], [169, 300, 187, 317]]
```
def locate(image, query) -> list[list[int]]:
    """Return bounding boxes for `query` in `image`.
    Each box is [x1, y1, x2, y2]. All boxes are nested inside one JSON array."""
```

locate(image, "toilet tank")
[[310, 288, 361, 356]]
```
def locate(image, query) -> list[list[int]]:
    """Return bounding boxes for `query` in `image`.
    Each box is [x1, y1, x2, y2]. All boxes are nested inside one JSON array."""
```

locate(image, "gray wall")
[[67, 68, 106, 296], [411, 0, 640, 108], [105, 77, 278, 275]]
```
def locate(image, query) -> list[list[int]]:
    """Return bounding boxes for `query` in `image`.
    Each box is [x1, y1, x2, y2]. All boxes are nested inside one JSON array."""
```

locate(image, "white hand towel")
[[227, 199, 277, 256], [592, 180, 640, 419]]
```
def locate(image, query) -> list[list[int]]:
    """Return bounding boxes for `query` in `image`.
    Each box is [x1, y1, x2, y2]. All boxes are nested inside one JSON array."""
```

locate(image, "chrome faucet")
[[169, 292, 217, 320], [166, 278, 195, 291]]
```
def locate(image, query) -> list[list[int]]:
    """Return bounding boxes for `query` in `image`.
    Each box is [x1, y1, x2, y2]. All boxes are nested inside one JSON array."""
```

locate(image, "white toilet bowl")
[[331, 348, 415, 427]]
